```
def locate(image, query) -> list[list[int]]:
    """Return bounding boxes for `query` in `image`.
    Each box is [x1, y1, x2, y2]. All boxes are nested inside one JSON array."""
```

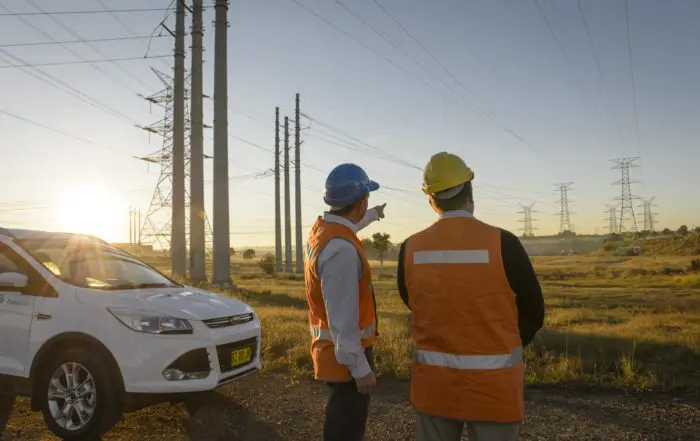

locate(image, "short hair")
[[431, 181, 473, 212], [328, 194, 369, 216]]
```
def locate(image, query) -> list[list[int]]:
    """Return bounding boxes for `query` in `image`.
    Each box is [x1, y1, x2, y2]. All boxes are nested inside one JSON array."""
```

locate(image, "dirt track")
[[3, 374, 699, 441]]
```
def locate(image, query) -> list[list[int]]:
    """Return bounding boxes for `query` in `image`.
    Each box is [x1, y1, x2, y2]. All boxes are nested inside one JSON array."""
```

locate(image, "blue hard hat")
[[323, 163, 380, 207]]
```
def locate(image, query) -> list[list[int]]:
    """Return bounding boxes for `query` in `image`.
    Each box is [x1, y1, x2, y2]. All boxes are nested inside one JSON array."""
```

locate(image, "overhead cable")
[[0, 54, 170, 69]]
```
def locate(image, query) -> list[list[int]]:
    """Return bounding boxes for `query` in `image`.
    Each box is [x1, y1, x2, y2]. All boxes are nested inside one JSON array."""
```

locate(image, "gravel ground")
[[3, 374, 699, 441]]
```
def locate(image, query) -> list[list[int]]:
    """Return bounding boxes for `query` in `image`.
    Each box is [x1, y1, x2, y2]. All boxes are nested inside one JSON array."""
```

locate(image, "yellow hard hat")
[[421, 152, 475, 195]]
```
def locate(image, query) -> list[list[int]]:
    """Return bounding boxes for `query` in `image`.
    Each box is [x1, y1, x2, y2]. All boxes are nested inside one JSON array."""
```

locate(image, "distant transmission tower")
[[556, 182, 574, 234], [639, 197, 658, 232], [604, 204, 619, 235], [611, 157, 640, 232], [137, 68, 213, 255], [519, 203, 537, 237]]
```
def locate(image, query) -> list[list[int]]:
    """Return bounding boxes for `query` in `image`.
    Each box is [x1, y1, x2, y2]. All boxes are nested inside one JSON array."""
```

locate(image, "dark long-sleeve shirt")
[[397, 229, 545, 347]]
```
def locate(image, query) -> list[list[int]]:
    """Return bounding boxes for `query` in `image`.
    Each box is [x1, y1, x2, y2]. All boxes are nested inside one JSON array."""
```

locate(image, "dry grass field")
[[4, 254, 700, 440]]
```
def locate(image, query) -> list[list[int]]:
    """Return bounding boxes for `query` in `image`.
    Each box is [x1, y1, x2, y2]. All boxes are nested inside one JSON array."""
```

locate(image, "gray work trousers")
[[416, 411, 519, 441]]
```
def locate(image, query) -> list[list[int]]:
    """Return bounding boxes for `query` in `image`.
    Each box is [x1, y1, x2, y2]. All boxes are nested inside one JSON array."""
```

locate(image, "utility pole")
[[189, 0, 206, 282], [294, 93, 303, 274], [212, 0, 231, 284], [284, 116, 292, 273], [171, 0, 187, 278], [555, 182, 574, 234], [611, 157, 640, 233], [274, 107, 283, 273], [129, 207, 133, 246], [138, 209, 141, 245]]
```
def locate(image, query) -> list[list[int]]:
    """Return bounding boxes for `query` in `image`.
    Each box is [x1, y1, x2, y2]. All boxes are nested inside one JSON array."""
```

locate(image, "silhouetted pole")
[[294, 94, 303, 274], [274, 107, 282, 273], [212, 0, 231, 284], [284, 116, 292, 273], [129, 207, 133, 246], [190, 0, 206, 282], [171, 0, 187, 277]]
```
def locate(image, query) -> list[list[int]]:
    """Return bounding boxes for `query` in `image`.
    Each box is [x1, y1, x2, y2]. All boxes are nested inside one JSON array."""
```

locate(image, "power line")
[[0, 2, 150, 95], [0, 109, 133, 156], [0, 49, 139, 125], [22, 0, 155, 91], [96, 0, 173, 71], [295, 0, 561, 166], [0, 7, 173, 16], [530, 1, 610, 134], [0, 35, 167, 48], [0, 54, 170, 69], [624, 0, 642, 156], [576, 0, 629, 153]]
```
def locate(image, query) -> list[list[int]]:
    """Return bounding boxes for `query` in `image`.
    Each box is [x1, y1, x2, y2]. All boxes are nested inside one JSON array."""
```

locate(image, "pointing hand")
[[375, 203, 387, 219]]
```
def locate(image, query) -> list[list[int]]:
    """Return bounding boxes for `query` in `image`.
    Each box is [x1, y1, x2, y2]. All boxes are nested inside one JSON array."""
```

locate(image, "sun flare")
[[55, 185, 121, 242]]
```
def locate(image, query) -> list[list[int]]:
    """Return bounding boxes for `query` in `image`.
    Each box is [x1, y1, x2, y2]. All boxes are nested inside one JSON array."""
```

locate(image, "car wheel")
[[38, 347, 122, 440]]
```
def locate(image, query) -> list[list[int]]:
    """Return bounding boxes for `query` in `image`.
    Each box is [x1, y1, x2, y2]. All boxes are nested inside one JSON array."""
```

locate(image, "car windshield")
[[17, 237, 180, 290]]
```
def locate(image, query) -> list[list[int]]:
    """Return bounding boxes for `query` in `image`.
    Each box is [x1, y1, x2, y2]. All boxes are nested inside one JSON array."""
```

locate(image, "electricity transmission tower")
[[519, 203, 537, 237], [136, 68, 213, 256], [555, 182, 574, 234], [611, 157, 641, 233], [604, 204, 619, 235], [640, 197, 658, 232]]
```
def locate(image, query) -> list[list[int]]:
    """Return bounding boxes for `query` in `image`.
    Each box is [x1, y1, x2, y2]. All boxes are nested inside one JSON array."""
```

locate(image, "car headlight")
[[107, 308, 193, 335]]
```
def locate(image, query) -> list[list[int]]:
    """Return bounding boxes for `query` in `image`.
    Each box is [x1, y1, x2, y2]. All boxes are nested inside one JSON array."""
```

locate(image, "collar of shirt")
[[439, 210, 474, 219], [323, 212, 359, 233]]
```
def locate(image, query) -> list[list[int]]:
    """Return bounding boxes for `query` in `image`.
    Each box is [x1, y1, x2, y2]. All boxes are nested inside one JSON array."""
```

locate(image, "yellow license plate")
[[230, 347, 253, 367]]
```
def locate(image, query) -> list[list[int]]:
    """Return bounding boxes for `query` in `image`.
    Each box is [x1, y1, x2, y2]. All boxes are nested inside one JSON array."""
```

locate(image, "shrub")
[[690, 259, 700, 274], [258, 253, 275, 275]]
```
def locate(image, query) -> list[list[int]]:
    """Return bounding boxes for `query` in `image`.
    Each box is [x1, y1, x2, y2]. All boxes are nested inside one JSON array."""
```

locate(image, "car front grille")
[[203, 313, 255, 329], [216, 337, 257, 373]]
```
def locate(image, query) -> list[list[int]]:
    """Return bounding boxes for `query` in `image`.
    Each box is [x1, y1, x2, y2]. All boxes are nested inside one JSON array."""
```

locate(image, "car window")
[[16, 238, 181, 291], [0, 247, 24, 276], [0, 244, 55, 297]]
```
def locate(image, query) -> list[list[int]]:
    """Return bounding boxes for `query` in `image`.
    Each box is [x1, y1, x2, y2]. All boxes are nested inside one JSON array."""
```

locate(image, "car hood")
[[77, 287, 254, 321]]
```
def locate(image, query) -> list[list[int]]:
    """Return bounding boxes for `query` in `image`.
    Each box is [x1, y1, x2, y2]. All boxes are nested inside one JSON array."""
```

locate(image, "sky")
[[1, 0, 699, 247]]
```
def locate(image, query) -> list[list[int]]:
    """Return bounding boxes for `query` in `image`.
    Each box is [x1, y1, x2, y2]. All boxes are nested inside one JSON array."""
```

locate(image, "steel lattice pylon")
[[611, 157, 640, 233], [137, 68, 213, 258], [556, 182, 574, 234]]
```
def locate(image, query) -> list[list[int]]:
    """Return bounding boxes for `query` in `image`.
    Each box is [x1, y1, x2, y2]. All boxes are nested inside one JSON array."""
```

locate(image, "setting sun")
[[54, 185, 121, 242]]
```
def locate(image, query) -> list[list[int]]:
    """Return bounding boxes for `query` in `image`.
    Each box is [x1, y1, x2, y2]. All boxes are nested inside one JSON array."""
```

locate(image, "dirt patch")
[[3, 374, 699, 441]]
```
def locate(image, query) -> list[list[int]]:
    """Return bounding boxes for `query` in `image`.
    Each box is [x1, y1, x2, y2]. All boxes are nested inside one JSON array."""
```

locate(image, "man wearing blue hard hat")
[[304, 163, 386, 441]]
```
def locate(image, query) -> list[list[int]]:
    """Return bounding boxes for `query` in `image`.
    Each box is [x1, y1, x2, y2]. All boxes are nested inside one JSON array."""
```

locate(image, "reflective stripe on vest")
[[414, 347, 523, 370], [310, 321, 377, 341], [413, 249, 490, 265]]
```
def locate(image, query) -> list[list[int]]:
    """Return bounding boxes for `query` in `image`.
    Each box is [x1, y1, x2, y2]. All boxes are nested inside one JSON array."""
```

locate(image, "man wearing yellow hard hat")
[[397, 152, 544, 441]]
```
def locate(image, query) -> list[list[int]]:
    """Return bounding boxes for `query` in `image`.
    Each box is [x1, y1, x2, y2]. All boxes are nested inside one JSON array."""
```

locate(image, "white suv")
[[0, 228, 262, 439]]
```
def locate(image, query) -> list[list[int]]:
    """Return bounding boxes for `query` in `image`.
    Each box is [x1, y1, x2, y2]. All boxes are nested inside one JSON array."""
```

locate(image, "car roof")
[[0, 227, 107, 244]]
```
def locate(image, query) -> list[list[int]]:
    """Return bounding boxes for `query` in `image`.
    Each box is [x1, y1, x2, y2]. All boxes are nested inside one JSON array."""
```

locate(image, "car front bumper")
[[114, 318, 262, 394]]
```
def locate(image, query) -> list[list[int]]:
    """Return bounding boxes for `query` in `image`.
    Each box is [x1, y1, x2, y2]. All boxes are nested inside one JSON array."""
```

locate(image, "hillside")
[[642, 235, 700, 256]]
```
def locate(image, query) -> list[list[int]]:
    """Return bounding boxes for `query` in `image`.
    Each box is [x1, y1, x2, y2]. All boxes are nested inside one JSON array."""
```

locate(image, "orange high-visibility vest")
[[404, 214, 524, 422], [305, 216, 377, 382]]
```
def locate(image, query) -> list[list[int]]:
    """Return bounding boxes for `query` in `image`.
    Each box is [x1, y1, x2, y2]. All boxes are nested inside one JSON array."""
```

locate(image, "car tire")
[[37, 346, 122, 440]]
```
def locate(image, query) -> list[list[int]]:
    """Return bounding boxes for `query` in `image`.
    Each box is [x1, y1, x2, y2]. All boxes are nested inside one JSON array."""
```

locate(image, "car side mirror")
[[0, 272, 28, 289]]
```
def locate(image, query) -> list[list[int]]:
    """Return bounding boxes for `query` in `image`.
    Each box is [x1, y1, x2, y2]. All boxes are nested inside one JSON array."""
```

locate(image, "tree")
[[371, 233, 391, 266], [678, 225, 689, 236], [662, 228, 673, 235], [243, 249, 256, 260], [229, 247, 236, 256], [695, 226, 700, 235], [258, 253, 275, 275]]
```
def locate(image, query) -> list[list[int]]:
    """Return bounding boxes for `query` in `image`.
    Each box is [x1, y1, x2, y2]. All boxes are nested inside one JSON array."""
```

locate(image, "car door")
[[0, 243, 36, 377]]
